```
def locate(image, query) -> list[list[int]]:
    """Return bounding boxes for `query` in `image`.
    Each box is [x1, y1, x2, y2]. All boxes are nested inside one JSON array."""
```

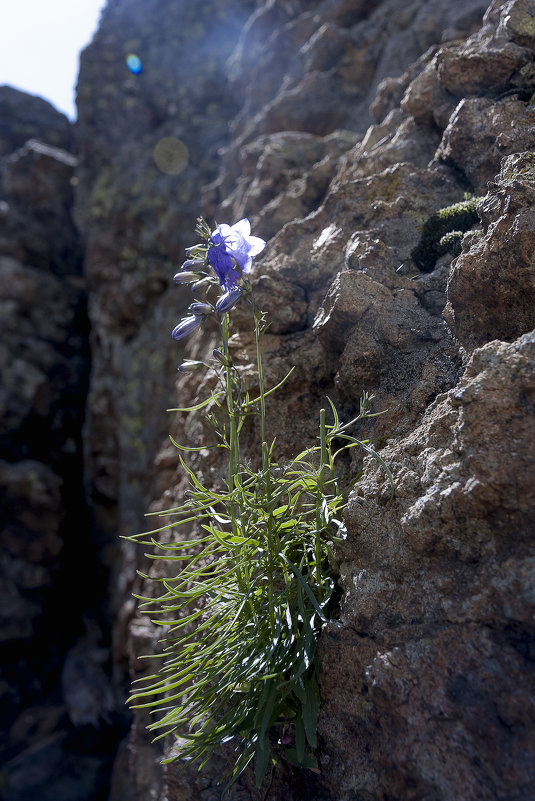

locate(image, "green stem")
[[221, 312, 239, 496], [315, 408, 328, 585], [255, 307, 267, 468], [220, 311, 244, 601], [254, 306, 276, 631], [319, 408, 327, 480]]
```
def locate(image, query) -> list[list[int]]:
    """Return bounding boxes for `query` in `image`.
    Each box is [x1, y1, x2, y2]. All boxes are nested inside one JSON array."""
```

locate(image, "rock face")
[[123, 0, 533, 798], [323, 330, 535, 801], [0, 101, 81, 701], [3, 0, 535, 799], [0, 93, 125, 800], [0, 86, 73, 156], [445, 151, 535, 349]]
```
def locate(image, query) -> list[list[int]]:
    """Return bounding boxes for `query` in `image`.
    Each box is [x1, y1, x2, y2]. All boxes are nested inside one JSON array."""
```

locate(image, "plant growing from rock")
[[411, 196, 482, 271], [127, 217, 393, 788]]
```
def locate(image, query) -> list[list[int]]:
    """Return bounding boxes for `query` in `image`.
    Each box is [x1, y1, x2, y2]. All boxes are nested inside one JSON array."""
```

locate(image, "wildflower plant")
[[128, 217, 393, 788]]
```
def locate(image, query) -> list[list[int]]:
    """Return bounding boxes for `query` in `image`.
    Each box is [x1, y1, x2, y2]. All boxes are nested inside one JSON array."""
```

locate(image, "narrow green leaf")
[[255, 735, 272, 787], [279, 554, 328, 623], [169, 434, 216, 453], [295, 715, 305, 762], [166, 391, 224, 413], [302, 674, 320, 748], [250, 366, 295, 404]]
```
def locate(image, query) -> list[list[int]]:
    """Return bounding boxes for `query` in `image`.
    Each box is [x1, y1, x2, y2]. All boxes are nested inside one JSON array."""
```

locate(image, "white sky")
[[0, 0, 107, 120]]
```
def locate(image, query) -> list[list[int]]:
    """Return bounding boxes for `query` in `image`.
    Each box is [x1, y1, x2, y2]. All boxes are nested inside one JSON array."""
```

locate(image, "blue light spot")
[[126, 54, 142, 74]]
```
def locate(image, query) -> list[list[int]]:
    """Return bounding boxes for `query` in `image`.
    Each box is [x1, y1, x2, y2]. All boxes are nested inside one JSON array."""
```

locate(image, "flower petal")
[[247, 235, 266, 257], [231, 218, 251, 237], [207, 245, 240, 288], [238, 254, 253, 273], [212, 223, 231, 242], [208, 219, 265, 279]]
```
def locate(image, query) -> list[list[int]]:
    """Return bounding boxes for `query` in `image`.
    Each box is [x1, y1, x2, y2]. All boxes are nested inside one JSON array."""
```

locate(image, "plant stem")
[[221, 312, 239, 496], [315, 409, 328, 585], [254, 307, 267, 468], [220, 311, 246, 599], [254, 307, 276, 631]]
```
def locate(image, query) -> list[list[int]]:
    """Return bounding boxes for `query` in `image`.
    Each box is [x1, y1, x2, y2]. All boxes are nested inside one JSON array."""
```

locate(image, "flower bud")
[[177, 360, 205, 373], [188, 301, 213, 315], [181, 258, 205, 270], [185, 244, 204, 255], [216, 288, 242, 314], [191, 277, 214, 292], [212, 348, 229, 366], [171, 315, 203, 341], [174, 271, 199, 284]]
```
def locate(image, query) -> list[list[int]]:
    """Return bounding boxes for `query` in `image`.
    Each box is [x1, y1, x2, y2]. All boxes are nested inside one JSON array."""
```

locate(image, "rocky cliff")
[[0, 87, 123, 800], [2, 0, 535, 799]]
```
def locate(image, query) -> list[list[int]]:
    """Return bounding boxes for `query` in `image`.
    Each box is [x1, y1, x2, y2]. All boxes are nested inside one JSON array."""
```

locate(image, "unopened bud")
[[177, 360, 205, 373], [212, 348, 229, 366], [181, 258, 205, 270], [188, 301, 213, 315], [216, 288, 242, 314], [191, 277, 213, 292], [174, 271, 199, 284], [171, 315, 203, 341]]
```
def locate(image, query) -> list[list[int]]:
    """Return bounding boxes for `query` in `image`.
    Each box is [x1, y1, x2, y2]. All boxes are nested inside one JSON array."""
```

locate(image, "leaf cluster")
[[127, 393, 392, 789]]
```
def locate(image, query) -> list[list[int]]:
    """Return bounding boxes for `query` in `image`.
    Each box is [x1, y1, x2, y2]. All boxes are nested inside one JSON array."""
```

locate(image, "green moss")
[[439, 230, 464, 259], [411, 197, 482, 271]]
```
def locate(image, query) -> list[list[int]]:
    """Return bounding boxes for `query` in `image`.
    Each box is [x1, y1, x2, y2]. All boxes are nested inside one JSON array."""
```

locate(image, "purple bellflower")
[[207, 245, 239, 289], [207, 219, 265, 289]]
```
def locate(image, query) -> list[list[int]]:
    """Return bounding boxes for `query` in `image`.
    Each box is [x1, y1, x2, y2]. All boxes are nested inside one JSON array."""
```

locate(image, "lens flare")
[[153, 137, 189, 175], [126, 54, 142, 74]]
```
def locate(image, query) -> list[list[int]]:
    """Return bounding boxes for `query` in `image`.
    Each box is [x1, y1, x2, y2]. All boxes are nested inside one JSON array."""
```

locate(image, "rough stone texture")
[[432, 0, 535, 192], [0, 118, 84, 680], [445, 151, 535, 349], [439, 95, 535, 191], [207, 0, 490, 229], [0, 98, 125, 800], [0, 85, 73, 156], [324, 331, 535, 801], [138, 1, 535, 799], [220, 129, 363, 240]]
